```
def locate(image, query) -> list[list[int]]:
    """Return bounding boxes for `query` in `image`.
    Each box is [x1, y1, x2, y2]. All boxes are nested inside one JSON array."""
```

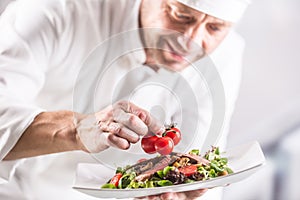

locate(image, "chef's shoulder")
[[1, 0, 62, 35], [0, 0, 95, 48]]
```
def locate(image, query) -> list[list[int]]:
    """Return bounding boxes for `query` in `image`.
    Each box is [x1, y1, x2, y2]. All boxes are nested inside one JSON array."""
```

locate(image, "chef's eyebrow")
[[209, 19, 232, 27], [168, 0, 197, 14], [168, 0, 233, 27]]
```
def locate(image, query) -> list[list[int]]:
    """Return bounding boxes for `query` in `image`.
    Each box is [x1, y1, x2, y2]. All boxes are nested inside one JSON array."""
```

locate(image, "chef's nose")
[[183, 23, 206, 51]]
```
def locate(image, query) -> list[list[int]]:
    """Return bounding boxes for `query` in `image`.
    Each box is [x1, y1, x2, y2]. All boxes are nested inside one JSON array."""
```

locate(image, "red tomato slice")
[[154, 137, 174, 155], [179, 165, 197, 176], [110, 173, 122, 187], [137, 158, 147, 163]]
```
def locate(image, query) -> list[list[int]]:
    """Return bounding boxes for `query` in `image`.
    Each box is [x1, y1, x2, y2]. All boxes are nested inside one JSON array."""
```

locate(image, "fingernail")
[[157, 127, 165, 135]]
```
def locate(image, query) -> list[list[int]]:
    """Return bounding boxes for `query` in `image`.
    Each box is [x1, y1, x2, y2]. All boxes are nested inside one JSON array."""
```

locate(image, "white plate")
[[73, 141, 265, 199]]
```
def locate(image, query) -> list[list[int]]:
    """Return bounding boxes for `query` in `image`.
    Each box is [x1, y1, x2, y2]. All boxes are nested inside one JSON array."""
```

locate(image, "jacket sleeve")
[[0, 1, 60, 183]]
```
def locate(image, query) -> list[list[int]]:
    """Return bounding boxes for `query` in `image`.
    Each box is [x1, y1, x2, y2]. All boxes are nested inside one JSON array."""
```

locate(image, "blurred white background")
[[0, 0, 13, 14], [223, 0, 300, 200]]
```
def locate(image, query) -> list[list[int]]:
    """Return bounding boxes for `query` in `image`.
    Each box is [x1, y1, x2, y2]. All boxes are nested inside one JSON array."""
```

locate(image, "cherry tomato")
[[165, 128, 181, 145], [110, 173, 123, 187], [141, 134, 159, 154], [154, 137, 174, 155], [170, 127, 181, 134], [178, 165, 197, 176]]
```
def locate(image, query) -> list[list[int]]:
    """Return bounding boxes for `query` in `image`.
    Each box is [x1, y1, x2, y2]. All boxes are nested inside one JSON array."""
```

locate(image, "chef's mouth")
[[165, 42, 187, 62]]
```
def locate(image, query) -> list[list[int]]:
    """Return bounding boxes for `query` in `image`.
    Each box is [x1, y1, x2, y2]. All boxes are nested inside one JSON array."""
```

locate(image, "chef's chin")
[[157, 51, 191, 72]]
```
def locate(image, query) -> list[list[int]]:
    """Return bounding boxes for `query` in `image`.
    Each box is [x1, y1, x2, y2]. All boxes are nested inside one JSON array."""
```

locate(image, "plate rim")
[[72, 162, 265, 195]]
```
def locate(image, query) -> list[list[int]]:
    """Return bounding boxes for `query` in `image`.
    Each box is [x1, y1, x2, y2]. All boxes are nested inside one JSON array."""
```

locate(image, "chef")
[[0, 0, 249, 199]]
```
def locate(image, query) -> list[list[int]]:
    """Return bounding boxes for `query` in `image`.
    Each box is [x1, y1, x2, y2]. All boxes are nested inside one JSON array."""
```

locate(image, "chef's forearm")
[[4, 111, 84, 160]]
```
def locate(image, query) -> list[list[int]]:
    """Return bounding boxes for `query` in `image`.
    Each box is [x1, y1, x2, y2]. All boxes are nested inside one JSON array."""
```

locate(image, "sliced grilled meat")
[[175, 153, 210, 165]]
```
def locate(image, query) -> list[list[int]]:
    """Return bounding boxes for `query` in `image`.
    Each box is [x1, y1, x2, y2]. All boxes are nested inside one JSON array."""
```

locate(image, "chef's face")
[[139, 0, 232, 71]]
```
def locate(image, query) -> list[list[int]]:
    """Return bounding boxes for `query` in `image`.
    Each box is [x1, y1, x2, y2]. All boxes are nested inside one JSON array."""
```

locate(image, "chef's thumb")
[[138, 111, 164, 136]]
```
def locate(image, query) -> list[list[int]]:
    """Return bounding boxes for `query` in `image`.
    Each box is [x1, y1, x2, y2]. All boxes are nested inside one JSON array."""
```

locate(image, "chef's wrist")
[[33, 110, 83, 152], [55, 111, 86, 152], [36, 110, 80, 152], [72, 112, 104, 153]]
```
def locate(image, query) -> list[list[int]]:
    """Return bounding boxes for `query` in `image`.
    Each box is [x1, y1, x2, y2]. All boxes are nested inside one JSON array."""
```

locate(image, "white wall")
[[224, 0, 300, 199], [228, 0, 300, 148]]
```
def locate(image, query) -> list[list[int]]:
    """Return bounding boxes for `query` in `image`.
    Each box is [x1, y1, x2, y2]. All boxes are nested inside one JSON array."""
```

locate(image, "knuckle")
[[119, 128, 140, 144], [142, 111, 150, 124], [128, 114, 136, 124], [102, 112, 111, 120], [98, 121, 108, 130], [107, 133, 130, 150], [132, 106, 146, 117], [110, 123, 122, 133]]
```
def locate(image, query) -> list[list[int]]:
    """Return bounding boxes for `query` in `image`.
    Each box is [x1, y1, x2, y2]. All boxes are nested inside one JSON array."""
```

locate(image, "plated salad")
[[101, 146, 233, 189]]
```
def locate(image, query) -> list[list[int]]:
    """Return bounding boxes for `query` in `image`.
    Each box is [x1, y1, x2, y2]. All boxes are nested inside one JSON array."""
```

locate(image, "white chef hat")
[[176, 0, 251, 23]]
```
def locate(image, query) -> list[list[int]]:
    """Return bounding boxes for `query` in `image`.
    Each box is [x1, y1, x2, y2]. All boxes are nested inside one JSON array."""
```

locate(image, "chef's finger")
[[160, 193, 177, 200], [108, 122, 140, 144], [134, 195, 160, 200], [107, 133, 130, 150], [116, 101, 164, 135], [113, 108, 148, 136], [142, 113, 165, 136], [178, 188, 208, 199]]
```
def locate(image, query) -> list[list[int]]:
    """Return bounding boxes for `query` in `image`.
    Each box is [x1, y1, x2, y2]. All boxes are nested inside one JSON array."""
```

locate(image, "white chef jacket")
[[0, 0, 245, 199]]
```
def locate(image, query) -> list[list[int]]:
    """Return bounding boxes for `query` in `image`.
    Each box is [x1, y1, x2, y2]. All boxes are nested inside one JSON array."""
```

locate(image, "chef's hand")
[[75, 100, 165, 153], [135, 189, 208, 200]]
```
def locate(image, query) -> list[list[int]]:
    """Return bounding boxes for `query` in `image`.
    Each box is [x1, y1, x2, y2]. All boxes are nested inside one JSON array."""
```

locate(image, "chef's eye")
[[173, 11, 194, 23], [208, 24, 220, 32]]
